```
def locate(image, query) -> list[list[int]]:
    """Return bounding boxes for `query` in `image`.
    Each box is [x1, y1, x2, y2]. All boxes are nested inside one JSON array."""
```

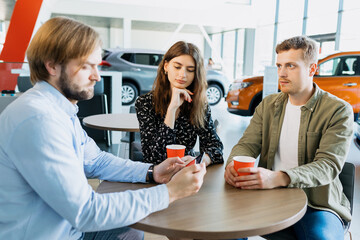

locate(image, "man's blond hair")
[[276, 36, 318, 64], [26, 17, 102, 84]]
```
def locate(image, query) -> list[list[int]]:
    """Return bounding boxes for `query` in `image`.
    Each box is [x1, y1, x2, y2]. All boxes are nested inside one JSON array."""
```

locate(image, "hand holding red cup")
[[233, 156, 256, 176]]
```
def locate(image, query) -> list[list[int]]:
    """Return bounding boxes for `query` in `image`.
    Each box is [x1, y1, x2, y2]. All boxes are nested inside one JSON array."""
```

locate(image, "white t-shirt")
[[273, 100, 302, 171]]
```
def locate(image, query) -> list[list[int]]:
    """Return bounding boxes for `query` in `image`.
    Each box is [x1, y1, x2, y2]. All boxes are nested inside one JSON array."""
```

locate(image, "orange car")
[[226, 51, 360, 121]]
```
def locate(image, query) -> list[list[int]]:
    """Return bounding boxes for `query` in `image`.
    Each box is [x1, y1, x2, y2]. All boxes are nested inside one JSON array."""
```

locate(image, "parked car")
[[356, 117, 360, 149], [226, 51, 360, 121], [100, 48, 230, 105]]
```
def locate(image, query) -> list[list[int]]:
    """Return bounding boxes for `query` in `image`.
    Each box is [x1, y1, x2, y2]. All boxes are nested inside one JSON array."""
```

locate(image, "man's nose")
[[92, 67, 101, 82], [278, 67, 287, 78]]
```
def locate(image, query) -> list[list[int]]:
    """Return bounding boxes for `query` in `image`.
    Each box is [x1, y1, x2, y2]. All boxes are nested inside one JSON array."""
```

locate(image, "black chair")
[[262, 162, 355, 240], [17, 76, 33, 92], [339, 162, 355, 240], [120, 106, 143, 161], [77, 81, 110, 146]]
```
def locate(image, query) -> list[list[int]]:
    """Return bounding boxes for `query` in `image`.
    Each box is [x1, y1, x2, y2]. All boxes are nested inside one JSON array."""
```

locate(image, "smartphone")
[[185, 152, 205, 167], [195, 152, 205, 164]]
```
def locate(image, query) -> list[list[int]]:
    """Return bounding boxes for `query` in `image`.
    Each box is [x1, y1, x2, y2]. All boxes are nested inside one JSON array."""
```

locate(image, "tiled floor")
[[93, 101, 359, 240]]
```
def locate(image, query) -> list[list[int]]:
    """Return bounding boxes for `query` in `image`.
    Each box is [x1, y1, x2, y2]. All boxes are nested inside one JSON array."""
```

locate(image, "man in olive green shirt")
[[225, 36, 353, 240]]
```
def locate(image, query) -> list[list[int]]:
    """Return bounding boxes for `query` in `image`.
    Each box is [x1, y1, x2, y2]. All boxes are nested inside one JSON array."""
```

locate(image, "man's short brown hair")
[[26, 17, 102, 84], [276, 36, 318, 64]]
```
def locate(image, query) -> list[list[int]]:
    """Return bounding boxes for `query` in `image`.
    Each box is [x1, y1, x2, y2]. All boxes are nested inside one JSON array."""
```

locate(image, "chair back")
[[77, 81, 110, 146], [339, 162, 355, 215]]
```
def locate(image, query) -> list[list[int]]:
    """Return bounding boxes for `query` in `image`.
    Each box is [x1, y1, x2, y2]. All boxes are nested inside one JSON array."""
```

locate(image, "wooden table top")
[[97, 164, 307, 239], [83, 113, 139, 132]]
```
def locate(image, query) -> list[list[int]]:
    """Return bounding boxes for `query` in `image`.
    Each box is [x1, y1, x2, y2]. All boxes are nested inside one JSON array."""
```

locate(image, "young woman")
[[135, 41, 224, 165]]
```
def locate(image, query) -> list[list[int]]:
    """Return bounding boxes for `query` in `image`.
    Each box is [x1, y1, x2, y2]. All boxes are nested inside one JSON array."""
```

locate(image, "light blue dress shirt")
[[0, 81, 169, 240]]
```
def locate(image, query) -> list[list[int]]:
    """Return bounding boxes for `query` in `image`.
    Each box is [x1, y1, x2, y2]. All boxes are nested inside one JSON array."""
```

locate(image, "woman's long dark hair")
[[152, 41, 208, 128]]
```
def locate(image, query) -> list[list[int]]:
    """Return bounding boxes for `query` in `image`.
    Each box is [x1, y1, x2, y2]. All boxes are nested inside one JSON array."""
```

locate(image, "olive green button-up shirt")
[[227, 84, 354, 222]]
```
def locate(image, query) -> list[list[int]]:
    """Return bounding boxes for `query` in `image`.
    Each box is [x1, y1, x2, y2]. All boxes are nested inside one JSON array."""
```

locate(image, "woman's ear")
[[164, 61, 168, 73], [44, 61, 60, 76]]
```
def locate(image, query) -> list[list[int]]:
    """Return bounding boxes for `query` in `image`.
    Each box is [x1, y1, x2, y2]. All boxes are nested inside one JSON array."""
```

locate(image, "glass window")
[[120, 53, 133, 62], [134, 54, 151, 65], [129, 54, 164, 66], [318, 58, 341, 76], [306, 0, 338, 35], [277, 20, 303, 42], [339, 8, 360, 51], [278, 0, 304, 22], [254, 0, 277, 25], [253, 25, 274, 75], [318, 56, 358, 76], [343, 0, 360, 10]]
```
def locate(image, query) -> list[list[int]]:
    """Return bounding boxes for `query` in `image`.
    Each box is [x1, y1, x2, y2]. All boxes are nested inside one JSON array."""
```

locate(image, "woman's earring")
[[164, 71, 168, 75]]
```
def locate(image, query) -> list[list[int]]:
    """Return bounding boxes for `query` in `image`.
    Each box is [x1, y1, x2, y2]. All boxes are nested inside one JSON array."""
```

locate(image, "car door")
[[125, 53, 162, 93], [315, 55, 360, 116]]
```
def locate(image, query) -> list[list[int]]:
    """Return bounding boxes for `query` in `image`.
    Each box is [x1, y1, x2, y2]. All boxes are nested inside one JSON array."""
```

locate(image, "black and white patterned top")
[[135, 92, 224, 165]]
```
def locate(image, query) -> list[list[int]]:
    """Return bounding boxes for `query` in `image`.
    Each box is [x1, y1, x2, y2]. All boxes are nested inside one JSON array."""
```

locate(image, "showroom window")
[[306, 0, 338, 36], [340, 0, 360, 50], [277, 0, 303, 42]]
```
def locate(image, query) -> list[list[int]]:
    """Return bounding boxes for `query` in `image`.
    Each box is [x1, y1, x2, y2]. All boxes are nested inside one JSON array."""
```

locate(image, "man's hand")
[[181, 155, 195, 166], [166, 163, 206, 204], [153, 157, 186, 184], [225, 162, 290, 189]]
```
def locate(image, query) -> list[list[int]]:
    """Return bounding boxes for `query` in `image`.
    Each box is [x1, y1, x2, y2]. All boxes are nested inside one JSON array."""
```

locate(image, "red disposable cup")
[[166, 144, 186, 158], [233, 156, 256, 176], [186, 159, 196, 167]]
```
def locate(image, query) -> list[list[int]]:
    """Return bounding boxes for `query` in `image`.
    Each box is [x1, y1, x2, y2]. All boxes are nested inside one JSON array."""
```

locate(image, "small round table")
[[83, 113, 139, 156], [97, 164, 307, 239]]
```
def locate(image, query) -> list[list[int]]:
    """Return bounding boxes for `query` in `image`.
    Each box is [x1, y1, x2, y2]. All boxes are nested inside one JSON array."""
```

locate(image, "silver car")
[[100, 48, 229, 105]]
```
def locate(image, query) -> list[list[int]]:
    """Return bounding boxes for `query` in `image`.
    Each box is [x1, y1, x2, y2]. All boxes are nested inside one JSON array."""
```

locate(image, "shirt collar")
[[275, 83, 322, 113], [302, 83, 321, 112], [33, 81, 78, 117]]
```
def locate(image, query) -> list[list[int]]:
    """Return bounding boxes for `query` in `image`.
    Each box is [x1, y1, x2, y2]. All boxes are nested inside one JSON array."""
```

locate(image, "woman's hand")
[[168, 87, 193, 110], [165, 87, 193, 128]]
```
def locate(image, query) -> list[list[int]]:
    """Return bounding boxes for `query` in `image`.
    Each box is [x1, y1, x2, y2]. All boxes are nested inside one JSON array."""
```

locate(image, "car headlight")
[[229, 82, 253, 91]]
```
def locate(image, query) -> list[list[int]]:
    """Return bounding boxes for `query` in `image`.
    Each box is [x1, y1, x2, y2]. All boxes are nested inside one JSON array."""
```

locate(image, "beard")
[[59, 66, 94, 101]]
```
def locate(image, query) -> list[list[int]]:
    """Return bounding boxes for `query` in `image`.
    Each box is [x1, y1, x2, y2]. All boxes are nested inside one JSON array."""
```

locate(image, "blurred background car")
[[100, 48, 230, 105], [356, 117, 360, 149], [226, 51, 360, 121]]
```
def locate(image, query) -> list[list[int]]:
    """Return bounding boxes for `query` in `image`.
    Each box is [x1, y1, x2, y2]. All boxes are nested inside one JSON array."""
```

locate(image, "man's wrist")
[[277, 171, 291, 187]]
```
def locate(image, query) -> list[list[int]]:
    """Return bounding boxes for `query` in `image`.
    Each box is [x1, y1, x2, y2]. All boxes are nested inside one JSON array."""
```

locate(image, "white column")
[[123, 18, 131, 48], [109, 27, 122, 48]]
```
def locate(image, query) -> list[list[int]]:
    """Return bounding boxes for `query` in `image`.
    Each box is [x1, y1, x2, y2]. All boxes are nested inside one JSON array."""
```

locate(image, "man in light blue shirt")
[[0, 17, 206, 240]]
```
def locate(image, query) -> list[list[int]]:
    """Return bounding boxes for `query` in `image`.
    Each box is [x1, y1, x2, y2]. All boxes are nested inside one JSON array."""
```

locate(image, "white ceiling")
[[1, 0, 256, 34]]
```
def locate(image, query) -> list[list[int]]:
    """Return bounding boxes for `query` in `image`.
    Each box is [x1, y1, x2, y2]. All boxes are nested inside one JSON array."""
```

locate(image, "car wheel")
[[206, 84, 223, 105], [122, 82, 138, 105]]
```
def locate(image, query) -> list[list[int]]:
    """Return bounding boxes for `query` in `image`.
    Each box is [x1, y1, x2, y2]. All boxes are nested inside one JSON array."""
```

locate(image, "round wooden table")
[[97, 164, 307, 239], [83, 113, 139, 132], [83, 113, 139, 156]]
